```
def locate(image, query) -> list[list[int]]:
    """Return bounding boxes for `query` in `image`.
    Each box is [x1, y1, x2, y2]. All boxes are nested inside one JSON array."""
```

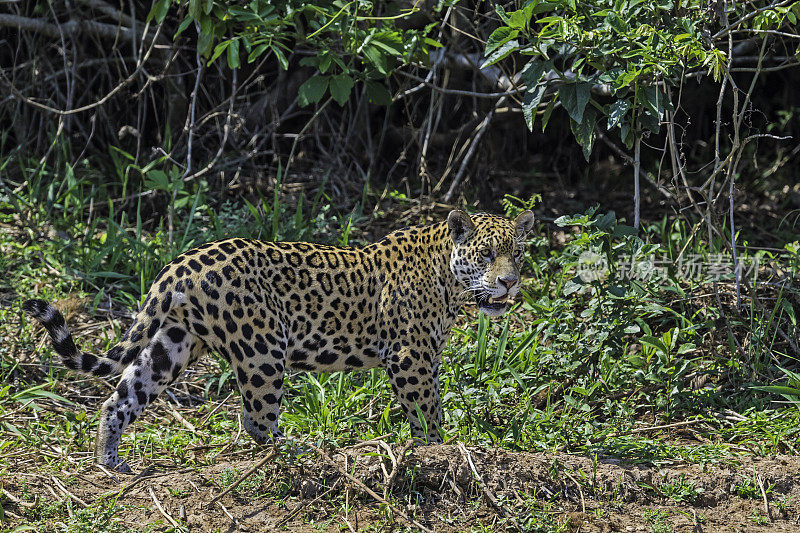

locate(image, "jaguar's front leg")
[[385, 346, 442, 443]]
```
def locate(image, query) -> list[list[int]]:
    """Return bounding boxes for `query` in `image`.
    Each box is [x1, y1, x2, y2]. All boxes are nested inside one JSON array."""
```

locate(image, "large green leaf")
[[520, 59, 551, 131], [752, 385, 800, 400], [486, 27, 519, 55], [197, 28, 214, 57], [298, 75, 329, 107], [604, 11, 629, 33], [271, 45, 289, 70], [607, 99, 630, 130], [226, 38, 240, 69], [569, 106, 598, 161], [540, 97, 556, 132], [329, 74, 354, 106], [520, 58, 550, 87], [522, 84, 547, 131], [188, 0, 201, 20], [559, 82, 592, 124], [614, 67, 641, 89], [363, 44, 391, 75], [640, 334, 669, 355], [481, 40, 521, 68], [506, 4, 535, 30], [147, 0, 171, 23], [370, 31, 404, 56], [495, 4, 510, 24], [366, 81, 392, 105], [637, 86, 673, 133]]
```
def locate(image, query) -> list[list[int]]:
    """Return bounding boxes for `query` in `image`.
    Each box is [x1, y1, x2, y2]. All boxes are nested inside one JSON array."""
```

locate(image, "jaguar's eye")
[[480, 248, 494, 261]]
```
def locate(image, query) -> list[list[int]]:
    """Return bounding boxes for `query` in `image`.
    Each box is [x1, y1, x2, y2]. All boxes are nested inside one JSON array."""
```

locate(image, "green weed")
[[656, 474, 704, 504], [21, 497, 129, 533], [642, 509, 673, 533], [515, 490, 571, 533], [733, 470, 774, 500], [216, 467, 270, 498], [751, 509, 769, 525]]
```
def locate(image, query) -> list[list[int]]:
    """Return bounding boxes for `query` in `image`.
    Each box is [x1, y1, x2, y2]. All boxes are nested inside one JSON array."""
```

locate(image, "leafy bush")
[[149, 0, 447, 106]]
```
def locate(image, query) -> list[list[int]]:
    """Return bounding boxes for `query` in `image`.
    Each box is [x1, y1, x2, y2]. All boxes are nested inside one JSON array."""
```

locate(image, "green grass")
[[751, 509, 770, 525], [15, 493, 130, 533], [514, 491, 572, 533], [217, 466, 271, 497], [3, 155, 800, 531]]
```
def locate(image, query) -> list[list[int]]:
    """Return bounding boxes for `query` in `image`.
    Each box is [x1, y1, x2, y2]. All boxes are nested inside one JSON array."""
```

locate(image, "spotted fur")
[[23, 210, 534, 471]]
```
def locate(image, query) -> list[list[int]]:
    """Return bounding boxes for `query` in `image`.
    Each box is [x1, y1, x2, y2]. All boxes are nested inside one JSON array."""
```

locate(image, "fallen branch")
[[2, 487, 36, 508], [51, 476, 89, 508], [353, 439, 398, 499], [386, 441, 415, 496], [215, 501, 237, 523], [563, 470, 586, 514], [169, 406, 197, 434]]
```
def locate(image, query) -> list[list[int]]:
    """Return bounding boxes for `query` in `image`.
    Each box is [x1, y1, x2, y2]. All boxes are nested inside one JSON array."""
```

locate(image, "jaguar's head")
[[448, 210, 535, 317]]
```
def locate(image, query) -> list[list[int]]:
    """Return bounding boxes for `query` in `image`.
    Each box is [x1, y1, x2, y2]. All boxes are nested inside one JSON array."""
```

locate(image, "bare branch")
[[443, 96, 506, 203], [711, 0, 795, 40], [73, 0, 136, 28], [0, 21, 164, 116], [0, 13, 163, 44]]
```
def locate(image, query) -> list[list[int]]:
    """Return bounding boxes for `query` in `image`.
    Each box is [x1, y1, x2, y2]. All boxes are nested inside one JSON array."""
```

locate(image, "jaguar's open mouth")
[[475, 293, 509, 315]]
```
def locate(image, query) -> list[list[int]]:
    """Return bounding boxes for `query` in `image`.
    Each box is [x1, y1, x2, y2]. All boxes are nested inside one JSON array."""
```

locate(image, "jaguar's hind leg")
[[95, 323, 198, 471], [234, 357, 286, 444]]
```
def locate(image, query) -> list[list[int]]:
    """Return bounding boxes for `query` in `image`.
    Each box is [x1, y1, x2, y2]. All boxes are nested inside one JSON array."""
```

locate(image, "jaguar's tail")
[[23, 299, 126, 377]]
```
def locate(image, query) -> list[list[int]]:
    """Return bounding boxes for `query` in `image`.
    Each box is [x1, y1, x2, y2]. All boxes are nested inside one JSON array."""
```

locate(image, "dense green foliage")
[[4, 0, 800, 217], [146, 0, 800, 159], [149, 0, 448, 105]]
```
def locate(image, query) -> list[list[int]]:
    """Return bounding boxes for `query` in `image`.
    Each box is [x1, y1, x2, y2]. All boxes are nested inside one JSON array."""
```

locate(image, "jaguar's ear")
[[447, 210, 475, 244], [513, 210, 535, 237]]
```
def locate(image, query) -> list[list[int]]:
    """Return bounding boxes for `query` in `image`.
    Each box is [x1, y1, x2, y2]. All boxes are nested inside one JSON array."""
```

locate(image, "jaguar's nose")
[[497, 275, 518, 290]]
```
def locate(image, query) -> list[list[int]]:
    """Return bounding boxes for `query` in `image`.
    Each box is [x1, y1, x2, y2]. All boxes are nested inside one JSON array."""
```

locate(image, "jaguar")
[[23, 209, 534, 471]]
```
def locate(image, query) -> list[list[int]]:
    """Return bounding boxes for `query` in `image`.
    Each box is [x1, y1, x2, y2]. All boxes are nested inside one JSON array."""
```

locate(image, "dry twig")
[[1, 487, 35, 508], [169, 406, 197, 434], [149, 486, 183, 530], [563, 470, 586, 514], [757, 474, 772, 521], [51, 476, 89, 508]]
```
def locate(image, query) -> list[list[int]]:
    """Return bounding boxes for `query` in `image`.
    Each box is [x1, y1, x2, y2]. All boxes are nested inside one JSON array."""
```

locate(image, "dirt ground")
[[5, 443, 800, 532]]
